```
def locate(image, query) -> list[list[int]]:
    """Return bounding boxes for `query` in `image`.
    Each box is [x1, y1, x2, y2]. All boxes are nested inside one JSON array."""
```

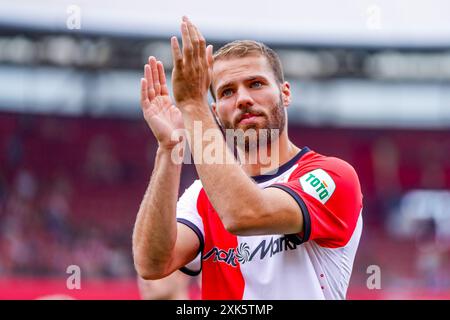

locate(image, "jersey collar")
[[251, 146, 311, 183]]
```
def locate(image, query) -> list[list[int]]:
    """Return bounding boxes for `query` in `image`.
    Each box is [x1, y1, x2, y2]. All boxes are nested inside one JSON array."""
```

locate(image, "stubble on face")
[[219, 93, 286, 153]]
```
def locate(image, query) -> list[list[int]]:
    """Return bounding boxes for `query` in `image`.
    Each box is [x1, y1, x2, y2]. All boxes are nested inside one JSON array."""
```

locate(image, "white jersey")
[[176, 147, 363, 299]]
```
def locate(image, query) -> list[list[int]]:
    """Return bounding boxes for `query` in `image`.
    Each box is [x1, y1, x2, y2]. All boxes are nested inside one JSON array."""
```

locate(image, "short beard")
[[220, 94, 285, 154]]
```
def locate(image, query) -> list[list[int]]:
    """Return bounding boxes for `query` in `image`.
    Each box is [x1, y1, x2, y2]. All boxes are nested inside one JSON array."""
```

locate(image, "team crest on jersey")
[[299, 169, 336, 204]]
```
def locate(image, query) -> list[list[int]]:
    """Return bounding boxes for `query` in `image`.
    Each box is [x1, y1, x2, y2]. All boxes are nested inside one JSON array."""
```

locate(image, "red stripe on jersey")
[[274, 151, 363, 248], [196, 189, 245, 300]]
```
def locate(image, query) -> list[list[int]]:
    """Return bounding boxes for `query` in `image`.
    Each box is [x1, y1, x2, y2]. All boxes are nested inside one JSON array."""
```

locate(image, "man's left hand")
[[170, 16, 213, 111]]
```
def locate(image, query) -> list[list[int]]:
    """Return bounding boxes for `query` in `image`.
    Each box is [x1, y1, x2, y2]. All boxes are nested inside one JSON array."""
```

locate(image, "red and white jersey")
[[176, 147, 363, 300]]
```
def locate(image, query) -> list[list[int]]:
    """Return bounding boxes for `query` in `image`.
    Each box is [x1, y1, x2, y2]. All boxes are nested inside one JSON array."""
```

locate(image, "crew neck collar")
[[251, 146, 311, 183]]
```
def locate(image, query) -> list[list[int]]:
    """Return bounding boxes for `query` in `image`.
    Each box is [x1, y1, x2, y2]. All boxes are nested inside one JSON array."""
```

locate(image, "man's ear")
[[211, 102, 222, 127], [211, 102, 220, 120], [281, 81, 291, 107]]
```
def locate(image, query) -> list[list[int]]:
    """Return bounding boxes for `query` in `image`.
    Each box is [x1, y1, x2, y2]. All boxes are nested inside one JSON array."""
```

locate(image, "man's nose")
[[235, 88, 254, 109]]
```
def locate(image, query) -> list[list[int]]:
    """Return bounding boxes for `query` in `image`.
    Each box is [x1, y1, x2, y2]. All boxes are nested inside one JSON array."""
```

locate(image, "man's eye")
[[250, 81, 262, 88], [222, 89, 233, 97]]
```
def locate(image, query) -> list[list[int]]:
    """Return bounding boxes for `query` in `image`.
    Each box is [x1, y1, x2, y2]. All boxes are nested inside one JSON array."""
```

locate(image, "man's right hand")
[[140, 56, 184, 150]]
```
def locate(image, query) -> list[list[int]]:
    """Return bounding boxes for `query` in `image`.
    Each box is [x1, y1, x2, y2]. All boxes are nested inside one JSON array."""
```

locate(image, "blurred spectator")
[[14, 169, 37, 202], [372, 137, 402, 223], [84, 135, 122, 184], [40, 174, 72, 242], [421, 162, 446, 190], [6, 134, 23, 170], [419, 141, 446, 189], [415, 218, 449, 290], [0, 172, 6, 208]]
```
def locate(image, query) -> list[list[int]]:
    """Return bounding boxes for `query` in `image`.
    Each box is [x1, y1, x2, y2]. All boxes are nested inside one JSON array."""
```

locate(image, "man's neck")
[[240, 131, 300, 177]]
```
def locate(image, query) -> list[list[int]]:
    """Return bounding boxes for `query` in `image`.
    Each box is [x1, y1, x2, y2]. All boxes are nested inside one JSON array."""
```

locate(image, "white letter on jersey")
[[299, 169, 336, 204], [366, 265, 381, 290]]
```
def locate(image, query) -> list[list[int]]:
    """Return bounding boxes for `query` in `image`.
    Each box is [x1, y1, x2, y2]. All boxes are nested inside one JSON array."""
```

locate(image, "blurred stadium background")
[[0, 0, 449, 299]]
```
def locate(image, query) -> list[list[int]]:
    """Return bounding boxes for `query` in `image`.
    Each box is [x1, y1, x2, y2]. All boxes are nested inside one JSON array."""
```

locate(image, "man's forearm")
[[181, 104, 267, 232], [132, 147, 181, 278]]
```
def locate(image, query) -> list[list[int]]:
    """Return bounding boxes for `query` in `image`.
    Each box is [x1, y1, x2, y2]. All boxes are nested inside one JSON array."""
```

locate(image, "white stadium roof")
[[1, 0, 450, 47]]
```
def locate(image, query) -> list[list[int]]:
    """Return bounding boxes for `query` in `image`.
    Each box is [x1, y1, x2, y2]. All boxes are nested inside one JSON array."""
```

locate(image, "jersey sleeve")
[[267, 158, 363, 248], [176, 179, 204, 275]]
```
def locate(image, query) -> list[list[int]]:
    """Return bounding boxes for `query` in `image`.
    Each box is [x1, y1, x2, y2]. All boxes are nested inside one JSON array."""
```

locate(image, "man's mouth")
[[237, 112, 262, 125]]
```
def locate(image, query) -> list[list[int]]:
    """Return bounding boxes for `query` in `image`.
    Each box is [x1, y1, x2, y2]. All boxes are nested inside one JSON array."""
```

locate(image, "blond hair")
[[210, 40, 284, 100]]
